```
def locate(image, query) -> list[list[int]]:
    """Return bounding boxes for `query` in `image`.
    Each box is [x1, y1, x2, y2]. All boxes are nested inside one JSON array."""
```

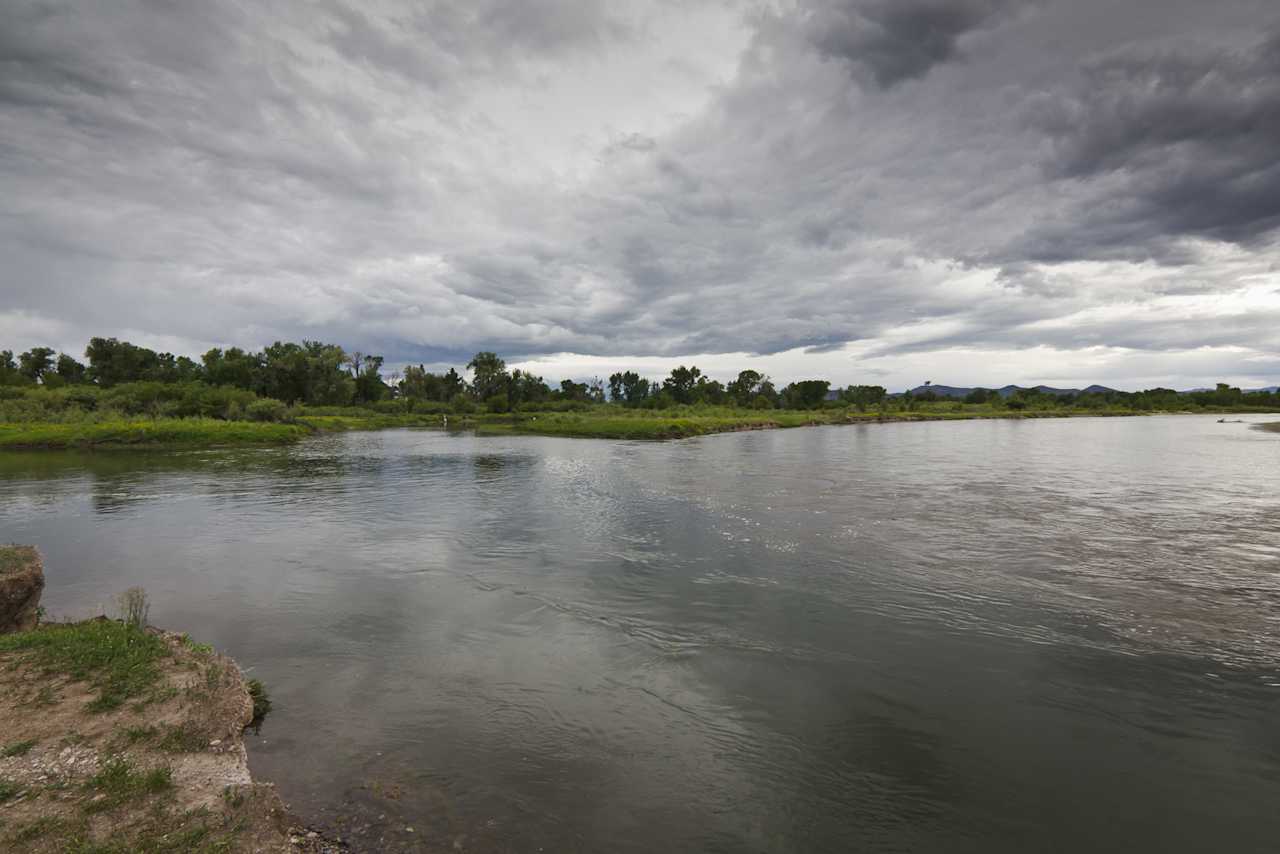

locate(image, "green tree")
[[18, 347, 55, 382], [85, 337, 162, 386], [508, 369, 549, 408], [202, 347, 261, 390], [55, 353, 87, 383], [353, 355, 387, 403], [843, 385, 887, 411], [620, 372, 651, 406], [0, 350, 29, 386], [727, 370, 764, 405], [782, 380, 830, 409], [558, 378, 591, 402], [663, 365, 702, 404], [467, 352, 508, 401]]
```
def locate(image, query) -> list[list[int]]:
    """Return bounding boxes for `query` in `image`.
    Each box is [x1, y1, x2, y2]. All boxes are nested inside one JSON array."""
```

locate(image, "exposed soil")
[[0, 545, 44, 634], [0, 622, 345, 853]]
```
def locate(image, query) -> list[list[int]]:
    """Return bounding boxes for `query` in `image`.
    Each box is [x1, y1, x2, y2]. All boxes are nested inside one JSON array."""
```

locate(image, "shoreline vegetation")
[[3, 338, 1278, 449], [0, 546, 338, 852], [2, 406, 1278, 449]]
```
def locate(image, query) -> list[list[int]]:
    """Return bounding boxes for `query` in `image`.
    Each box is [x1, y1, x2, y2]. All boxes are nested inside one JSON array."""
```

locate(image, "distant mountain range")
[[890, 384, 1280, 398]]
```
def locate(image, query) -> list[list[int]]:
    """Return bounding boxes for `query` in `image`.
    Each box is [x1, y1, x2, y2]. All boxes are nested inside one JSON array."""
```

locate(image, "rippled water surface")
[[3, 415, 1280, 852]]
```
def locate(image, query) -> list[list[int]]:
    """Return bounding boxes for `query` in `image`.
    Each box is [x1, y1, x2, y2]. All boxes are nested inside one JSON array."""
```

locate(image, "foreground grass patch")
[[2, 739, 37, 757], [84, 757, 173, 814], [0, 620, 170, 712], [0, 544, 38, 574]]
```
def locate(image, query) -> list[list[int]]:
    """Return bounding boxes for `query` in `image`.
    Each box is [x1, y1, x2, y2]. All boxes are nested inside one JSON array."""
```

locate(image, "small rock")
[[210, 739, 222, 747], [307, 831, 319, 839]]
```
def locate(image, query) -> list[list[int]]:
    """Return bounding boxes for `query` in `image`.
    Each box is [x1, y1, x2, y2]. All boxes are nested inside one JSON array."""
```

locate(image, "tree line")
[[2, 338, 1274, 414], [0, 339, 878, 412]]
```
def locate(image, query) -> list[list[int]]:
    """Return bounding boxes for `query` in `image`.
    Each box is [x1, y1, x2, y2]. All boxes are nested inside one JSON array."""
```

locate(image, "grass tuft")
[[0, 778, 22, 803], [0, 544, 38, 574], [0, 619, 170, 712], [2, 739, 37, 757], [84, 757, 173, 814], [247, 678, 271, 726]]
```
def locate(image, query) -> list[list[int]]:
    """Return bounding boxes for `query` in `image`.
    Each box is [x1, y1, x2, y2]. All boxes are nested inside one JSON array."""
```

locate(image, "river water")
[[2, 415, 1279, 852]]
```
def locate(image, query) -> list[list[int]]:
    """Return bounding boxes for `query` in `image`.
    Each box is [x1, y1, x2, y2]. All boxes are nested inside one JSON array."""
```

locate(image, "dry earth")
[[0, 621, 344, 853]]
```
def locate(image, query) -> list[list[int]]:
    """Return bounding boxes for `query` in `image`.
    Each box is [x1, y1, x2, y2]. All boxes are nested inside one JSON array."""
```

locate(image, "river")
[[2, 414, 1278, 852]]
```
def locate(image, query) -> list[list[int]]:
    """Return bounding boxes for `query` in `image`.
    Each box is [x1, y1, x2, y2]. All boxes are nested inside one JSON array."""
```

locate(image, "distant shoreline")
[[3, 407, 1278, 449]]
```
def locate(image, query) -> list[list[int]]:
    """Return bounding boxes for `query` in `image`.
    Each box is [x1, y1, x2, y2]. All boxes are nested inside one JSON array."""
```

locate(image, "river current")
[[2, 414, 1278, 852]]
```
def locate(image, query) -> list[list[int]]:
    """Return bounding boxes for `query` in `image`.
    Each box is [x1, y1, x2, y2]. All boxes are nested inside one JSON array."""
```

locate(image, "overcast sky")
[[2, 0, 1278, 391]]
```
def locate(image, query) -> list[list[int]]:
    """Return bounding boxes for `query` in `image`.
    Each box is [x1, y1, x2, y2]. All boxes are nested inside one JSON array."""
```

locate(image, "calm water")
[[3, 415, 1279, 852]]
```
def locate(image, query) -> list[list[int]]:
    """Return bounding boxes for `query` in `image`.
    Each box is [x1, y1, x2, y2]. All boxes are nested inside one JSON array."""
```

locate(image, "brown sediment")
[[0, 551, 345, 852], [0, 546, 45, 634]]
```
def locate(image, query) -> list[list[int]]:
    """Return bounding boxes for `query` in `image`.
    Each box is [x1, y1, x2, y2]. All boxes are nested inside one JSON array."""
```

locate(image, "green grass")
[[2, 739, 37, 757], [470, 404, 1148, 440], [0, 620, 170, 712], [0, 544, 37, 574], [296, 412, 443, 432], [0, 418, 308, 450], [83, 757, 173, 814], [10, 815, 75, 843], [156, 724, 206, 753], [0, 778, 21, 803], [246, 679, 271, 724]]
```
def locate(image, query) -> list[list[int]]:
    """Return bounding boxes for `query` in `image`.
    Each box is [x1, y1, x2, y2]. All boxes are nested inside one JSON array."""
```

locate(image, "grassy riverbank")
[[469, 404, 1178, 440], [2, 400, 1278, 449], [0, 411, 444, 450], [0, 418, 310, 450], [0, 616, 314, 852]]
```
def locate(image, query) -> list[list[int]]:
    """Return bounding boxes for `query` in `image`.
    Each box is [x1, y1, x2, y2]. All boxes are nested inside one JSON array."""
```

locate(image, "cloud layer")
[[1, 0, 1277, 389]]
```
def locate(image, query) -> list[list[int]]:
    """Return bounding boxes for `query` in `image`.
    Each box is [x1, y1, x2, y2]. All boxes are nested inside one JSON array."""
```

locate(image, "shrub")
[[115, 587, 150, 628], [245, 398, 289, 422]]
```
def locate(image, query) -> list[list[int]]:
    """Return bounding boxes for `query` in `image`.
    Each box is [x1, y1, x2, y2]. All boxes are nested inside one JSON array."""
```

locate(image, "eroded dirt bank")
[[0, 545, 344, 852]]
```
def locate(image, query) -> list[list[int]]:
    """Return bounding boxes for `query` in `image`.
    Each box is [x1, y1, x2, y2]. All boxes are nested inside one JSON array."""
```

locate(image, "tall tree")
[[782, 380, 830, 409], [663, 365, 702, 404], [18, 347, 55, 381], [55, 353, 87, 384], [467, 351, 508, 401], [727, 370, 764, 405], [843, 385, 887, 411]]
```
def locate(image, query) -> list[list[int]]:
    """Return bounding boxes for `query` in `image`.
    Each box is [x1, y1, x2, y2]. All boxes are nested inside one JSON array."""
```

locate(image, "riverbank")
[[0, 547, 340, 852], [0, 412, 443, 451], [3, 406, 1278, 449], [470, 406, 1168, 440]]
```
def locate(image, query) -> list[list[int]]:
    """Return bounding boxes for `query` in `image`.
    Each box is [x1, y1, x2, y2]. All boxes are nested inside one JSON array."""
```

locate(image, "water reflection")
[[2, 416, 1279, 852]]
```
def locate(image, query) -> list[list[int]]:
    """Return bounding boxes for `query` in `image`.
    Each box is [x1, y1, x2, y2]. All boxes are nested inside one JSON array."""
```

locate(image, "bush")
[[245, 398, 289, 422], [449, 393, 475, 414]]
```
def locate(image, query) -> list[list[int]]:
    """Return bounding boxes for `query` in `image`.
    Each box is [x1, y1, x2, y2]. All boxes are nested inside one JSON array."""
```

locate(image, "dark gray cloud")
[[0, 0, 1277, 389], [1022, 31, 1280, 261], [803, 0, 1021, 88]]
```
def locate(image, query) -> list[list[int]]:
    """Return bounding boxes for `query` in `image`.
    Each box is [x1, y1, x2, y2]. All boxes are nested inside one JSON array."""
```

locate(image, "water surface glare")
[[3, 415, 1279, 852]]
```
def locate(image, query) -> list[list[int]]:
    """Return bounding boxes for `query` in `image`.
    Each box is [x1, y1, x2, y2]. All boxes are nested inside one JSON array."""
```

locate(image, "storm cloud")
[[1023, 31, 1280, 260], [803, 0, 1022, 88], [0, 0, 1278, 390]]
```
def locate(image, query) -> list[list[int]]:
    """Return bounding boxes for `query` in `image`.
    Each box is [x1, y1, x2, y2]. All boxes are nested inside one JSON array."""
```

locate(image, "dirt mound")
[[0, 620, 344, 852], [0, 546, 44, 634]]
